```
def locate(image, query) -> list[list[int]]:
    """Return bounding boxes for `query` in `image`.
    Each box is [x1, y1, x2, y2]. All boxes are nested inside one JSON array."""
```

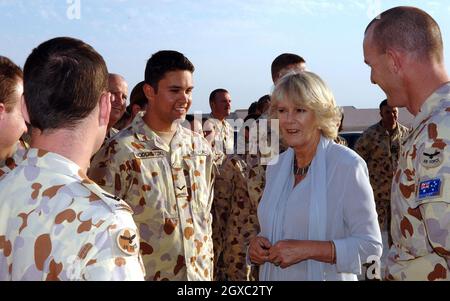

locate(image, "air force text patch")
[[420, 147, 443, 169], [418, 178, 442, 200]]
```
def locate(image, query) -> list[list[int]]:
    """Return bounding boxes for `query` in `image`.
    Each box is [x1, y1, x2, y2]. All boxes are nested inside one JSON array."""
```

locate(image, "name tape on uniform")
[[134, 150, 166, 159]]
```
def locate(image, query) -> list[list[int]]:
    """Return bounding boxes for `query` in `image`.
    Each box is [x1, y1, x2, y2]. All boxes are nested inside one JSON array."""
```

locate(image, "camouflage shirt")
[[88, 115, 216, 281], [213, 154, 260, 280], [355, 121, 409, 230], [0, 149, 145, 281], [386, 83, 450, 281], [204, 115, 234, 155], [0, 139, 28, 178]]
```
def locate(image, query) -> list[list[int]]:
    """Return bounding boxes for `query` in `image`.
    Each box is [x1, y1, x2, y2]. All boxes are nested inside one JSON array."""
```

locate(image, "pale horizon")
[[2, 0, 450, 112]]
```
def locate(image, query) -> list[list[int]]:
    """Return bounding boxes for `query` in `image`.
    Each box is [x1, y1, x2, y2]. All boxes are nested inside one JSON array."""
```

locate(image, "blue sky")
[[2, 0, 450, 113]]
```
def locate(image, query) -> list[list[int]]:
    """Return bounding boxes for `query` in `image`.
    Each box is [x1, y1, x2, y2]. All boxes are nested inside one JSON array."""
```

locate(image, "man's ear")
[[21, 95, 31, 124], [99, 92, 112, 127], [0, 103, 5, 120], [143, 83, 155, 106], [386, 48, 402, 74]]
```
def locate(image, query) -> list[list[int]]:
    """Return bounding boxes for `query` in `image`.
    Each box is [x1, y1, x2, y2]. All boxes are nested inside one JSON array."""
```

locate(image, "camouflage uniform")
[[354, 121, 409, 233], [0, 139, 28, 178], [89, 114, 215, 281], [386, 84, 450, 280], [213, 154, 261, 281], [204, 115, 234, 279], [204, 115, 234, 155], [0, 149, 145, 281]]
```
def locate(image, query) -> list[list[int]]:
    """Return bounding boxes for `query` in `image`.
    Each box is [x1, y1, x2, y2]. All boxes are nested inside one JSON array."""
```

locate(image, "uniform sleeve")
[[332, 159, 383, 274], [212, 159, 235, 256], [354, 132, 371, 163], [420, 201, 450, 261], [81, 212, 145, 281], [247, 165, 265, 209], [89, 141, 130, 200], [416, 125, 450, 265]]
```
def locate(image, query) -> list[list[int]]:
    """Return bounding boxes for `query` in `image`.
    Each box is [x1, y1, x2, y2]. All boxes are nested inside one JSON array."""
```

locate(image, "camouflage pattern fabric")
[[88, 114, 216, 281], [386, 84, 450, 280], [355, 122, 409, 232], [0, 139, 28, 178], [212, 154, 261, 280], [0, 149, 145, 281], [204, 116, 234, 155]]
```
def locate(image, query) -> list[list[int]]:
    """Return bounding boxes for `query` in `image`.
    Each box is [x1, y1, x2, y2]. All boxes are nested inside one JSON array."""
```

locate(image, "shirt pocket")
[[130, 156, 179, 220], [183, 154, 213, 213]]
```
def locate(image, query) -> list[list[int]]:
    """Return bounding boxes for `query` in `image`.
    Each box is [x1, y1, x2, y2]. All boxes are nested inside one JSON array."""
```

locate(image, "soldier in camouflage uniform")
[[89, 51, 216, 281], [204, 88, 234, 280], [0, 56, 28, 178], [354, 100, 409, 244], [0, 37, 145, 281], [364, 7, 450, 280], [213, 117, 263, 281], [107, 74, 128, 135], [214, 154, 260, 281], [203, 88, 234, 156]]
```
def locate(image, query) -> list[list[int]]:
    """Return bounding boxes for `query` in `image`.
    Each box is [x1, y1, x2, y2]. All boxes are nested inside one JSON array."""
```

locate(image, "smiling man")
[[354, 99, 409, 278], [364, 6, 450, 281], [204, 88, 234, 158], [89, 50, 216, 281], [107, 73, 128, 137]]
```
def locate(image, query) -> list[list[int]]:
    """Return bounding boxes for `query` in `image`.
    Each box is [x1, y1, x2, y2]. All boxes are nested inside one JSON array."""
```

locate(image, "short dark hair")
[[244, 113, 260, 123], [129, 81, 147, 109], [247, 101, 259, 115], [0, 56, 23, 112], [23, 37, 108, 131], [209, 88, 228, 106], [271, 53, 306, 82], [257, 94, 270, 106], [379, 99, 389, 111], [365, 6, 443, 62], [144, 50, 194, 92]]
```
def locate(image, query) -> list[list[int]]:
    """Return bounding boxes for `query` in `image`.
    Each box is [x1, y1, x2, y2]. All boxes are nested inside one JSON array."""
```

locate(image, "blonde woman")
[[0, 56, 27, 177], [248, 72, 382, 280]]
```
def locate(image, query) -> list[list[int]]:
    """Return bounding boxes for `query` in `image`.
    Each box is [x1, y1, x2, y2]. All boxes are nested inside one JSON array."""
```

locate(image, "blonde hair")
[[269, 71, 341, 140]]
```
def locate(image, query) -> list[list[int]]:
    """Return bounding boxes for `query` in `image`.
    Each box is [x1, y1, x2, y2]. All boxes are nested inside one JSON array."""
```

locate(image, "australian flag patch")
[[418, 178, 442, 200]]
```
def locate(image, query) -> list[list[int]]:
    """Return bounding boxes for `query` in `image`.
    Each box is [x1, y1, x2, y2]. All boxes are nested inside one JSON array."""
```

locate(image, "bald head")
[[365, 6, 443, 63], [108, 73, 128, 129]]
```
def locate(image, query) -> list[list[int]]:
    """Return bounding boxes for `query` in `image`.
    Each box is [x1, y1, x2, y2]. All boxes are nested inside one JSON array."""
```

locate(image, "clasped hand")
[[248, 236, 310, 269]]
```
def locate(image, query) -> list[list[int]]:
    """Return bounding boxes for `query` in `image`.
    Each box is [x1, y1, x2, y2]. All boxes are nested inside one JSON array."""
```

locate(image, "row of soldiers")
[[2, 6, 449, 281], [0, 35, 305, 280]]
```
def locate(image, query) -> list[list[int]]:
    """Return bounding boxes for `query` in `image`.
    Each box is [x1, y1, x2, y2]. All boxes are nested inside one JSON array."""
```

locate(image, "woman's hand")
[[268, 240, 310, 269], [248, 236, 272, 265]]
